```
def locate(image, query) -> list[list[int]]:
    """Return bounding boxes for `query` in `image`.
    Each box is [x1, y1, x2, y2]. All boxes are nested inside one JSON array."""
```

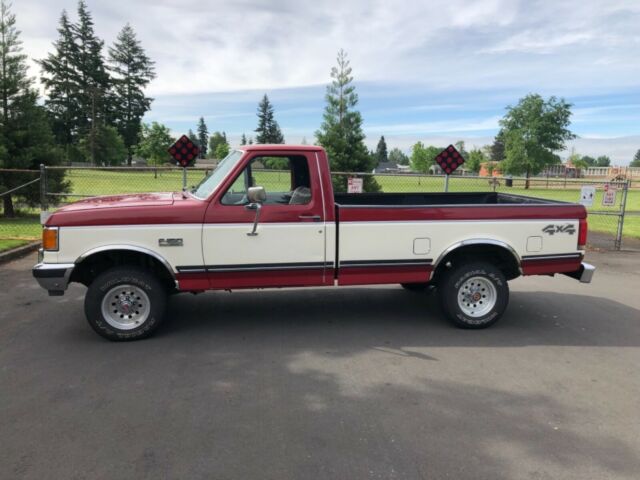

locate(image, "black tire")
[[438, 261, 509, 329], [401, 282, 429, 292], [84, 266, 167, 341]]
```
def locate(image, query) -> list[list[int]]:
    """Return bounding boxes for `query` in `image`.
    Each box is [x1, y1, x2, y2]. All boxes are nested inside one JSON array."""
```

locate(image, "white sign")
[[580, 186, 596, 206], [602, 183, 617, 206], [347, 177, 363, 194]]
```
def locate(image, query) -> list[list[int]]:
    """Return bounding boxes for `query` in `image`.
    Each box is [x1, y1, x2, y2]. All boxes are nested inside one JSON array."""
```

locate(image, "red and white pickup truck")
[[33, 145, 594, 340]]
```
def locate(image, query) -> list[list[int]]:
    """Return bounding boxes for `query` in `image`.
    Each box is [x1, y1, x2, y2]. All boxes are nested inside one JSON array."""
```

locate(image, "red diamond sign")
[[435, 145, 465, 175], [168, 135, 200, 167]]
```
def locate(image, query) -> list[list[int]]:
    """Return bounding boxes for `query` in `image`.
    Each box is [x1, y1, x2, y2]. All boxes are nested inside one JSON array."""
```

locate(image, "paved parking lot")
[[1, 251, 639, 479]]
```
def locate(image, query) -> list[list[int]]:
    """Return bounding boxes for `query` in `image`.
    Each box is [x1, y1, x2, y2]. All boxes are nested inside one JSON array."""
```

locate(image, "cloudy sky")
[[15, 0, 640, 164]]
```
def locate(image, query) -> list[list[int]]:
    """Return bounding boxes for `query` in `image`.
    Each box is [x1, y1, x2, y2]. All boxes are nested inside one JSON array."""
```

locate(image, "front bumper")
[[32, 262, 75, 296], [563, 262, 596, 284]]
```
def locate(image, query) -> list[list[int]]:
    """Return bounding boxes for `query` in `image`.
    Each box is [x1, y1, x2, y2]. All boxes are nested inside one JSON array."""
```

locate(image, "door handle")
[[298, 214, 321, 222]]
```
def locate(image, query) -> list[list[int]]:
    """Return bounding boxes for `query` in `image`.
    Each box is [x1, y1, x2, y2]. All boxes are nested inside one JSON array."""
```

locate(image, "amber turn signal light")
[[42, 227, 59, 251]]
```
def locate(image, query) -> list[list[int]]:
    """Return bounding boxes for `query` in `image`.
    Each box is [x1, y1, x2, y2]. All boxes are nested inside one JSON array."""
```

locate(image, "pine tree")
[[240, 133, 247, 145], [255, 94, 284, 144], [108, 23, 155, 164], [74, 0, 110, 164], [375, 136, 388, 166], [0, 1, 68, 216], [39, 11, 80, 148], [196, 117, 208, 158], [315, 49, 378, 192], [631, 150, 640, 167], [188, 129, 197, 143]]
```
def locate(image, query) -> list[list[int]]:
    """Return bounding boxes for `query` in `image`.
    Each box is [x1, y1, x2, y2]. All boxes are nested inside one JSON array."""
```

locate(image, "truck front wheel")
[[84, 267, 167, 341], [438, 261, 509, 329]]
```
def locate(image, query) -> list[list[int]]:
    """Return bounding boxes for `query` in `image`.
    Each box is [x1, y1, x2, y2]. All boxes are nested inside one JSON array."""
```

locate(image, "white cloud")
[[14, 0, 640, 95]]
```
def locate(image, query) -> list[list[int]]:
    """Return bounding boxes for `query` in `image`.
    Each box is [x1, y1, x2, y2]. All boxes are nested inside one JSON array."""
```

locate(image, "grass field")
[[0, 238, 31, 252], [1, 168, 638, 241]]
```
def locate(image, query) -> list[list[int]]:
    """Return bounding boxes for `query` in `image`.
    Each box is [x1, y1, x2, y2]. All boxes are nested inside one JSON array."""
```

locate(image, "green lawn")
[[0, 238, 31, 252], [1, 169, 638, 241]]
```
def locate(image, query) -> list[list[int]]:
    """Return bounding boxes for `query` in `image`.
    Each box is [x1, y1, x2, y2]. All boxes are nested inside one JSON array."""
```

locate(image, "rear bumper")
[[32, 262, 75, 296], [562, 262, 596, 284]]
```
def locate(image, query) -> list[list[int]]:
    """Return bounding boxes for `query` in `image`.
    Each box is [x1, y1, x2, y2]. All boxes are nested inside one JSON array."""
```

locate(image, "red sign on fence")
[[435, 145, 465, 175], [168, 135, 200, 167]]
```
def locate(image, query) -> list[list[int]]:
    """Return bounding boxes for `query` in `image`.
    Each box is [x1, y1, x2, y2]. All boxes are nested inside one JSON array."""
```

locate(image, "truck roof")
[[239, 144, 324, 152]]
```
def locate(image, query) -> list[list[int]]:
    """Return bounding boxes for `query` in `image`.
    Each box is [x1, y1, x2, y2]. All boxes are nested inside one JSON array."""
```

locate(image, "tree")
[[196, 117, 208, 158], [375, 136, 388, 166], [79, 124, 126, 165], [388, 147, 409, 166], [490, 135, 505, 162], [315, 49, 378, 192], [499, 94, 575, 188], [214, 141, 230, 160], [135, 122, 174, 166], [240, 133, 247, 145], [73, 0, 110, 162], [208, 131, 227, 158], [630, 150, 640, 167], [0, 1, 68, 216], [596, 155, 611, 167], [187, 129, 197, 143], [255, 94, 284, 144], [410, 142, 440, 173], [107, 23, 155, 165], [38, 11, 80, 149], [466, 148, 486, 174], [580, 155, 596, 167]]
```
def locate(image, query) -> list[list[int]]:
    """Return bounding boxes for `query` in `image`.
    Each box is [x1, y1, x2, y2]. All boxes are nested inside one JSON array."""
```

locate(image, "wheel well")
[[70, 249, 176, 290], [432, 244, 521, 283]]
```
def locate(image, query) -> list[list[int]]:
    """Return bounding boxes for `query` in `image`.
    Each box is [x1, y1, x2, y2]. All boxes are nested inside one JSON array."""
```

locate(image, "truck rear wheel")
[[438, 261, 509, 329], [84, 267, 167, 341]]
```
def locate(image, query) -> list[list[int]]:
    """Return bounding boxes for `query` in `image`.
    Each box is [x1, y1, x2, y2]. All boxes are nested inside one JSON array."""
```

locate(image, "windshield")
[[192, 150, 244, 199]]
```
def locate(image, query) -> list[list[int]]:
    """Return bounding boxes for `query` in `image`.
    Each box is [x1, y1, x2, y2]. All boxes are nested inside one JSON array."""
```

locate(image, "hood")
[[57, 192, 176, 212]]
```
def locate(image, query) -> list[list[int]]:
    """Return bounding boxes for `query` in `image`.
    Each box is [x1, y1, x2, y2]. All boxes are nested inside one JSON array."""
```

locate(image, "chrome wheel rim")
[[457, 276, 497, 318], [101, 285, 150, 330]]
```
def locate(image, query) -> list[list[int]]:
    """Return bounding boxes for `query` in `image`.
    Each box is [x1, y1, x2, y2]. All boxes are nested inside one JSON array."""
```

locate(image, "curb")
[[0, 242, 41, 266]]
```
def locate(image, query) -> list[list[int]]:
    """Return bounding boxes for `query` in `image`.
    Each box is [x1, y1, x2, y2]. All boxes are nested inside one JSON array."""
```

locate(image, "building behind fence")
[[1, 165, 637, 250]]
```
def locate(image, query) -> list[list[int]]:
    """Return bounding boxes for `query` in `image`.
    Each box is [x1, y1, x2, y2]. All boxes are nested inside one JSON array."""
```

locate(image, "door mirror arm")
[[245, 202, 262, 236]]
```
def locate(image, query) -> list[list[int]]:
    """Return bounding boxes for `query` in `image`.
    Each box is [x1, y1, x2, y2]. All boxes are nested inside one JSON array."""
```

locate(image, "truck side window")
[[221, 155, 312, 206]]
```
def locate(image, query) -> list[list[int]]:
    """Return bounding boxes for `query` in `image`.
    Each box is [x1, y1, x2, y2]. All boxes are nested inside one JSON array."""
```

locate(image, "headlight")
[[42, 227, 59, 251]]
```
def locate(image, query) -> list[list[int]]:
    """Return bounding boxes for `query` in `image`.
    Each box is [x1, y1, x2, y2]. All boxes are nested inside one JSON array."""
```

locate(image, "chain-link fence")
[[1, 165, 637, 251]]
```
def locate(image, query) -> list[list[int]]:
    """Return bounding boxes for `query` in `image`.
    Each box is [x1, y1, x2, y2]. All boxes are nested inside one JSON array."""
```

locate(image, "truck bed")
[[334, 192, 566, 206]]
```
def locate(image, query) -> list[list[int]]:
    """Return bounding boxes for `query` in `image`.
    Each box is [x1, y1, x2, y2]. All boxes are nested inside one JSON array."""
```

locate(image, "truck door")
[[201, 152, 329, 289]]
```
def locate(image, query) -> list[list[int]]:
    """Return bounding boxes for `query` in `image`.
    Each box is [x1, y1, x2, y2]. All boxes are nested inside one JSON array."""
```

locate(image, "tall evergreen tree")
[[0, 1, 68, 216], [108, 23, 155, 164], [630, 150, 640, 167], [315, 49, 378, 192], [490, 135, 505, 162], [375, 135, 388, 166], [74, 0, 110, 164], [255, 94, 284, 144], [187, 129, 197, 143], [240, 133, 247, 145], [38, 11, 80, 149], [196, 117, 208, 158]]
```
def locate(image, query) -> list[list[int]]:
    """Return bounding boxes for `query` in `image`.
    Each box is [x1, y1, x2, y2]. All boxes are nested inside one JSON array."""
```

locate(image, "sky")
[[15, 0, 640, 164]]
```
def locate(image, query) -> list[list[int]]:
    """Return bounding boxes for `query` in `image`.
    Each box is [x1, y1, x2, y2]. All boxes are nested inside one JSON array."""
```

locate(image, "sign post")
[[168, 135, 200, 191], [434, 145, 465, 192]]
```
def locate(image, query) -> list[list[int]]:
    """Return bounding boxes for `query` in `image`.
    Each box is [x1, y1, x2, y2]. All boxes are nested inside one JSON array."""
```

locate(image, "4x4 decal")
[[542, 224, 576, 235]]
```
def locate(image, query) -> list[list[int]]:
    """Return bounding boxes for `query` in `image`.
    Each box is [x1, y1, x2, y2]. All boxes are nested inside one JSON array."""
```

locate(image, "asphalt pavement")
[[1, 251, 639, 480]]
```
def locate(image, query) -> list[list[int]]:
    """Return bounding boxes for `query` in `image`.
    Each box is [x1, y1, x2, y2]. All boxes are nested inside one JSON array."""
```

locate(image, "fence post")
[[39, 163, 48, 212], [614, 180, 629, 250]]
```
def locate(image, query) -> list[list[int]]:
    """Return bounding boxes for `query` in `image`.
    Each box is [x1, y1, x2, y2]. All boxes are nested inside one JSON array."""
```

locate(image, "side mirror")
[[247, 186, 266, 204]]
